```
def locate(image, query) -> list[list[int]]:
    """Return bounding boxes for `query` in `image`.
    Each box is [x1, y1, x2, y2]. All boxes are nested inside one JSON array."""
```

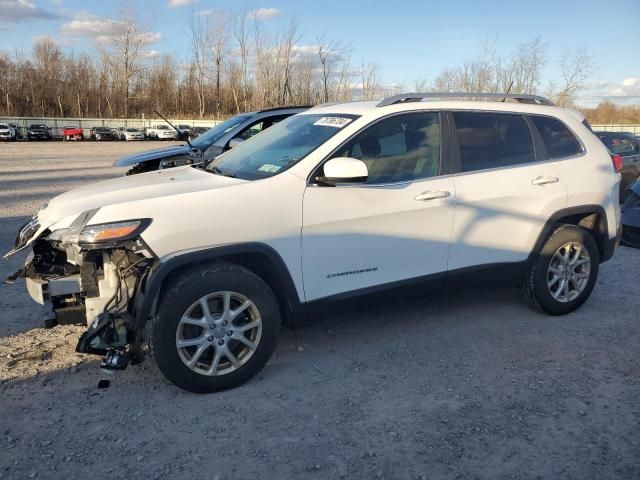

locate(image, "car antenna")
[[153, 110, 195, 150]]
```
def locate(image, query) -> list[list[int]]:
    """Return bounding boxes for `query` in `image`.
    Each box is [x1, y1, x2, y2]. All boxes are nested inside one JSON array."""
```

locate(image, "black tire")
[[150, 263, 280, 393], [520, 224, 599, 316]]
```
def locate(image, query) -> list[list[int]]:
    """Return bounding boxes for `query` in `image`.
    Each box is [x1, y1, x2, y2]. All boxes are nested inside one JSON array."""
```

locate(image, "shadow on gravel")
[[1, 277, 639, 480]]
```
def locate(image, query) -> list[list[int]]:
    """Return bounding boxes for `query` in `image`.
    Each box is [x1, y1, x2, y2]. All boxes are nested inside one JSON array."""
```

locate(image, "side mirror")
[[228, 137, 245, 149], [317, 157, 368, 185]]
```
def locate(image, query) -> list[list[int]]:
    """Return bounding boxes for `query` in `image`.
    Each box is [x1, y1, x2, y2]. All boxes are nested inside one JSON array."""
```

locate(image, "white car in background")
[[146, 124, 177, 140], [4, 92, 622, 393], [0, 123, 16, 141], [119, 127, 145, 141]]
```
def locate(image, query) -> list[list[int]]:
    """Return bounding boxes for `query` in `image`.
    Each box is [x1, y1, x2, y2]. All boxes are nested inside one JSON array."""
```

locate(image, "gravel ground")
[[0, 141, 639, 480]]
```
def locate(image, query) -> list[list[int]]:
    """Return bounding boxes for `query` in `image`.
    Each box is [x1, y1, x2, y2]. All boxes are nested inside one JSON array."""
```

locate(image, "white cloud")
[[61, 17, 115, 37], [248, 7, 279, 20], [606, 77, 640, 99], [144, 49, 161, 58], [199, 9, 225, 18], [0, 0, 61, 23], [168, 0, 196, 7], [60, 15, 162, 45], [578, 77, 640, 107], [291, 44, 344, 64]]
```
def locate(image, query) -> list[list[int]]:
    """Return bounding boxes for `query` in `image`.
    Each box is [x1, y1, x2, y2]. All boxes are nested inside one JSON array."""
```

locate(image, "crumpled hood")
[[38, 166, 245, 232], [113, 144, 192, 167]]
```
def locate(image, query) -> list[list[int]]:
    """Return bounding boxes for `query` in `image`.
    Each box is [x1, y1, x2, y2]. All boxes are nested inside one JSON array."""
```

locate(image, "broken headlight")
[[47, 219, 151, 248], [78, 219, 151, 247]]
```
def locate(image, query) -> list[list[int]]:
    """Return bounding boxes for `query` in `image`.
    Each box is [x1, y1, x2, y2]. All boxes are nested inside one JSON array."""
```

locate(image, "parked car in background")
[[146, 124, 177, 140], [0, 123, 16, 141], [118, 127, 144, 141], [595, 131, 640, 203], [8, 123, 22, 139], [27, 124, 51, 140], [621, 180, 640, 248], [62, 126, 84, 141], [189, 126, 209, 139], [115, 106, 309, 175], [6, 92, 621, 392], [90, 127, 117, 141]]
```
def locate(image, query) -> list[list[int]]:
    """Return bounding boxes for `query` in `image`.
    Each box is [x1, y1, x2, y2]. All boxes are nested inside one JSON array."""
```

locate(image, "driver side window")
[[329, 112, 441, 184]]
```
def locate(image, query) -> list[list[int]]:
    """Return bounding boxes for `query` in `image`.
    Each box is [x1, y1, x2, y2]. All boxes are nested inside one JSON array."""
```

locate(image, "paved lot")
[[0, 141, 639, 479]]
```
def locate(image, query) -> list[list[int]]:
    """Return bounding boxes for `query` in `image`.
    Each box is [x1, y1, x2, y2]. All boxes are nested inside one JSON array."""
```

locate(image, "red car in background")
[[62, 126, 84, 141]]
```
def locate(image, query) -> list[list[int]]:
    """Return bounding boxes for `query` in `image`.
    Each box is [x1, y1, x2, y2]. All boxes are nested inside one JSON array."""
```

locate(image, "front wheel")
[[521, 224, 599, 315], [150, 263, 280, 393]]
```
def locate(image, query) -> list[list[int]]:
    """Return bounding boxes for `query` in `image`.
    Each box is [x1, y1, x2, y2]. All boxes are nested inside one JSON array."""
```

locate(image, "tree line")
[[0, 5, 629, 122]]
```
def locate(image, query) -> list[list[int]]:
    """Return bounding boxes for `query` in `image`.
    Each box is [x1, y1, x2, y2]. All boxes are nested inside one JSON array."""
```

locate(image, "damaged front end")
[[5, 211, 156, 371]]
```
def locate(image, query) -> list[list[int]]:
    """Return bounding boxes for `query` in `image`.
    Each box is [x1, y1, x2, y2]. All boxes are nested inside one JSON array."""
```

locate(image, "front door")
[[301, 111, 456, 301]]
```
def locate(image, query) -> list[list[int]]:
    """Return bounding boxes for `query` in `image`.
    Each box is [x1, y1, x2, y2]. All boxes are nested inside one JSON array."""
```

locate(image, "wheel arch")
[[133, 243, 302, 330], [529, 205, 611, 263]]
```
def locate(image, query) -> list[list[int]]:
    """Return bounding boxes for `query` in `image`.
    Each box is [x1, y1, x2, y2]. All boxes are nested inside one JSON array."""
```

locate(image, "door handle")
[[531, 176, 559, 186], [414, 190, 451, 201]]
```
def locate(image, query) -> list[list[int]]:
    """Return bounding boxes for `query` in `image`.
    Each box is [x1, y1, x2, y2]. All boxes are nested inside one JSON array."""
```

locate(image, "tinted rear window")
[[453, 112, 535, 172], [531, 116, 582, 159]]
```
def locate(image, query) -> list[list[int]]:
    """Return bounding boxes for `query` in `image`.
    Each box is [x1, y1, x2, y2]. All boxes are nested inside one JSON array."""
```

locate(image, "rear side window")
[[531, 116, 582, 159], [453, 112, 535, 172]]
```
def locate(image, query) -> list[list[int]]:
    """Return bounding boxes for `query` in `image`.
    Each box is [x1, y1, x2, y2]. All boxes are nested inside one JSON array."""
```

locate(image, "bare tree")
[[317, 35, 341, 103], [209, 12, 230, 117], [553, 48, 596, 107], [279, 19, 299, 105], [361, 61, 380, 100], [188, 9, 209, 118], [233, 10, 251, 110]]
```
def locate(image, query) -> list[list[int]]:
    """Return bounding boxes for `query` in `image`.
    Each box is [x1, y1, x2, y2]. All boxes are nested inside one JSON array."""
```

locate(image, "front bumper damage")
[[5, 219, 156, 371]]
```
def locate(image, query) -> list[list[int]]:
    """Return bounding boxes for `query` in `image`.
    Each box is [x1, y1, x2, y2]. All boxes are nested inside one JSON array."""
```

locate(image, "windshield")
[[206, 113, 359, 180], [191, 115, 251, 150], [126, 128, 140, 132], [0, 124, 7, 129]]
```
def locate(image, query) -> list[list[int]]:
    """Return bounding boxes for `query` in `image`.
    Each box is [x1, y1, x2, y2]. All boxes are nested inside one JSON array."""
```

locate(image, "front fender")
[[132, 242, 303, 330]]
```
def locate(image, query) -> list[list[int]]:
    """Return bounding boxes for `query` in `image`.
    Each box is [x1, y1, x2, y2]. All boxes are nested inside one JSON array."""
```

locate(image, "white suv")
[[146, 124, 177, 140], [5, 93, 622, 393]]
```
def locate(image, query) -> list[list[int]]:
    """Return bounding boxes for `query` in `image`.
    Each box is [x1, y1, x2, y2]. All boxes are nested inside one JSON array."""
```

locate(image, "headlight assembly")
[[78, 219, 151, 247], [159, 156, 193, 169]]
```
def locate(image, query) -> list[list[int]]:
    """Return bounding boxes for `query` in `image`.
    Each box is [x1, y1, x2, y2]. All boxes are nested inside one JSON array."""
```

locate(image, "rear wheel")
[[521, 224, 599, 315], [150, 263, 280, 393]]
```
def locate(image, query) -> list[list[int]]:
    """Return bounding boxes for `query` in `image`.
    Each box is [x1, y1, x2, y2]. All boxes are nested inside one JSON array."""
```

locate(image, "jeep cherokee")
[[4, 92, 622, 393]]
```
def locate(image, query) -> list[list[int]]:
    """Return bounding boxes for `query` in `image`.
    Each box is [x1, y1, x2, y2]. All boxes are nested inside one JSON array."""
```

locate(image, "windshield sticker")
[[313, 117, 353, 128], [258, 164, 282, 173]]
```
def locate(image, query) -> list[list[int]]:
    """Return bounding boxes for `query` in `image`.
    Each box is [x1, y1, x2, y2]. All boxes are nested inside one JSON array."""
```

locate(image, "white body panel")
[[302, 177, 455, 300], [548, 112, 621, 239], [448, 162, 567, 269]]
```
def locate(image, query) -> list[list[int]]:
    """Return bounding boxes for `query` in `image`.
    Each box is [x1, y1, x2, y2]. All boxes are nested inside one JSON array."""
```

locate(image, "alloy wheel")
[[546, 241, 591, 303], [175, 291, 262, 376]]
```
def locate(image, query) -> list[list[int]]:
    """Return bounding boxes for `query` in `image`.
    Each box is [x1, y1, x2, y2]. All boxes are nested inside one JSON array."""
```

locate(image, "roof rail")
[[376, 92, 555, 108]]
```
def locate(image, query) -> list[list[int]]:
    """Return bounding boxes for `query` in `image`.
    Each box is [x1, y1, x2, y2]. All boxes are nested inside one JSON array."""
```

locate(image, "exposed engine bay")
[[7, 218, 156, 371]]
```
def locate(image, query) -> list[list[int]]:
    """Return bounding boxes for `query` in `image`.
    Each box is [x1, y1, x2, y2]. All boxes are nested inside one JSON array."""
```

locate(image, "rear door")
[[447, 111, 567, 272]]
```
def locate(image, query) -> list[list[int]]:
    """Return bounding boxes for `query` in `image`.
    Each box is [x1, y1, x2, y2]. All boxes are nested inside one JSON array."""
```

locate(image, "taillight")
[[612, 154, 623, 173]]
